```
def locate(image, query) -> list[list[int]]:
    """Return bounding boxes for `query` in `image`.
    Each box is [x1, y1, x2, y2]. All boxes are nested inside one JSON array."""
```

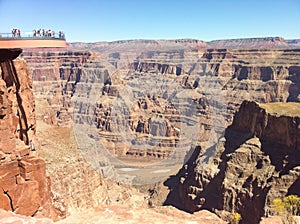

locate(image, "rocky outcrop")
[[0, 55, 55, 218], [286, 39, 300, 48], [95, 92, 185, 160], [132, 61, 184, 76], [164, 101, 300, 224]]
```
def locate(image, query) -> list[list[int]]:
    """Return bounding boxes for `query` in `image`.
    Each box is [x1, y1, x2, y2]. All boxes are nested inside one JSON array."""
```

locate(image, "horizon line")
[[68, 36, 299, 44]]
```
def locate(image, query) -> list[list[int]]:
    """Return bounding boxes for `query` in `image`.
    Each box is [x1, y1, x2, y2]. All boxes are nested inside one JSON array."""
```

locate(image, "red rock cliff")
[[0, 52, 55, 218]]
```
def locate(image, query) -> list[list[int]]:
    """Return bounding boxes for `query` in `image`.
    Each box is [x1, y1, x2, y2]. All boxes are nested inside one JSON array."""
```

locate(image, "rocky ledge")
[[0, 205, 226, 224]]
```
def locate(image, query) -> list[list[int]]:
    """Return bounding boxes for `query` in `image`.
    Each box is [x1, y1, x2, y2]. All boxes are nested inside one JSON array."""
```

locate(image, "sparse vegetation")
[[283, 195, 300, 215], [272, 195, 300, 224], [229, 212, 242, 224]]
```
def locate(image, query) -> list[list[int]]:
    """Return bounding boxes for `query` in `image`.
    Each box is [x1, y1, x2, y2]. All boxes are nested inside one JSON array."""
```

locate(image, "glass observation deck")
[[0, 31, 67, 49]]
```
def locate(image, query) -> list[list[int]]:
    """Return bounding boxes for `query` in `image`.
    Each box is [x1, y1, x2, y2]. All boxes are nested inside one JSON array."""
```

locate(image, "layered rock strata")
[[69, 37, 300, 52], [21, 47, 300, 166], [207, 37, 289, 49], [22, 50, 115, 126], [23, 48, 300, 121]]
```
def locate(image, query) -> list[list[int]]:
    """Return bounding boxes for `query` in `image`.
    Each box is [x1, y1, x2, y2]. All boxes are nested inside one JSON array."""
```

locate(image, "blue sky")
[[0, 0, 299, 42]]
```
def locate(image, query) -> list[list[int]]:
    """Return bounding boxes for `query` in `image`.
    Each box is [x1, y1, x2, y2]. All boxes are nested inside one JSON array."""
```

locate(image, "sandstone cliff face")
[[164, 101, 300, 224], [0, 56, 55, 218], [70, 39, 208, 54]]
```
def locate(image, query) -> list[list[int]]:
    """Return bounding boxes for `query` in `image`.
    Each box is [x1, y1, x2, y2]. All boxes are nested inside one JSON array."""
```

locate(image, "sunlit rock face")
[[0, 56, 56, 219]]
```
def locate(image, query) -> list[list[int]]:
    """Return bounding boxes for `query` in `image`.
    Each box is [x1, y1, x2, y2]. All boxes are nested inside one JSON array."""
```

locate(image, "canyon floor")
[[29, 99, 227, 223]]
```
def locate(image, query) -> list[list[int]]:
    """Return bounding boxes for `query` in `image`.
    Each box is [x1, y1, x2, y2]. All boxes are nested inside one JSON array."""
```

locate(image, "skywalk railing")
[[0, 32, 66, 40]]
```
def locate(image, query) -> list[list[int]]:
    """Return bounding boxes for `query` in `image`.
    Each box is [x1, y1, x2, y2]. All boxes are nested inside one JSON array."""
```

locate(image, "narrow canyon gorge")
[[0, 37, 299, 223]]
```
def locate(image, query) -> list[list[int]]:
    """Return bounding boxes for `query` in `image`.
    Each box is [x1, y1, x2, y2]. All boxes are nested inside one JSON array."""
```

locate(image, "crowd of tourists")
[[10, 28, 65, 39], [33, 29, 65, 39], [12, 29, 21, 37]]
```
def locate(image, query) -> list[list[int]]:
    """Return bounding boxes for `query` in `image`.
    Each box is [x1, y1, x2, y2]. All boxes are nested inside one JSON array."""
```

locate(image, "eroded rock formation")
[[164, 101, 300, 224], [0, 53, 55, 218]]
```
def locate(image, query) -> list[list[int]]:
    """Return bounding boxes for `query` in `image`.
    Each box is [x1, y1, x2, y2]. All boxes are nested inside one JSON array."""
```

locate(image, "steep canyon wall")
[[0, 51, 55, 218]]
